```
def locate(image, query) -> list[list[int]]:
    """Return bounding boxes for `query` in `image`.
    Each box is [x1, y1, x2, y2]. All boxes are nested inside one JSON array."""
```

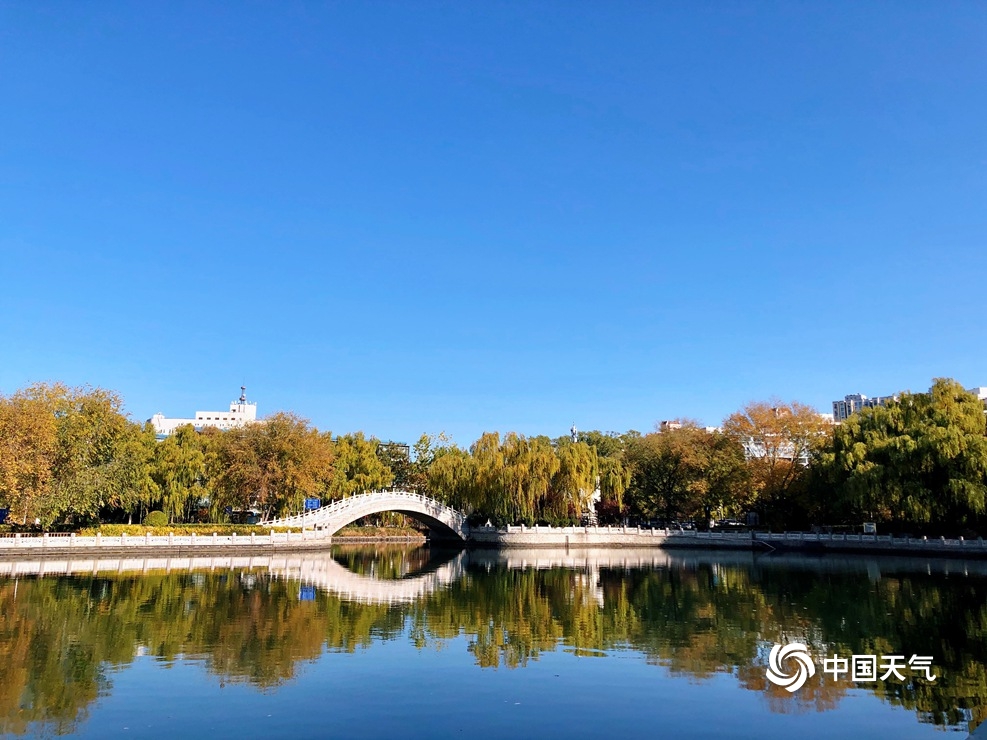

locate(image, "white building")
[[149, 387, 258, 438], [832, 393, 900, 423], [658, 420, 720, 434], [834, 386, 986, 423]]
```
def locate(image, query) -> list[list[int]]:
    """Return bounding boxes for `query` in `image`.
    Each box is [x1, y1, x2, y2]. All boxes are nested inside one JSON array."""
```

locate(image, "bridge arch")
[[266, 491, 470, 541]]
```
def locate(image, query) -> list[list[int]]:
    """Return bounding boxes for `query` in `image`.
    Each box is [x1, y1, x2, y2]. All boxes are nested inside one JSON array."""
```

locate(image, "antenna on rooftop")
[[239, 385, 247, 403]]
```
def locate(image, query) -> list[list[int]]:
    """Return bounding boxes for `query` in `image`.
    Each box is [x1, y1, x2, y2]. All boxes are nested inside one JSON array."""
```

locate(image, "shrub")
[[334, 525, 424, 538], [143, 511, 168, 527], [78, 524, 303, 536]]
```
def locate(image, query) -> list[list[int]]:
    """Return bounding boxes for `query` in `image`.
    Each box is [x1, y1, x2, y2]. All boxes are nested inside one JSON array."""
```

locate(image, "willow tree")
[[548, 441, 596, 523], [426, 445, 475, 512], [597, 456, 630, 520], [106, 421, 160, 524], [818, 378, 987, 530], [470, 432, 506, 521], [327, 432, 392, 499], [154, 424, 207, 523], [501, 433, 559, 525]]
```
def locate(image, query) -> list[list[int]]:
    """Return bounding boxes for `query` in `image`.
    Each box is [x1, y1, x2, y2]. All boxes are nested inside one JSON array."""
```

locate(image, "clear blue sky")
[[1, 3, 985, 445]]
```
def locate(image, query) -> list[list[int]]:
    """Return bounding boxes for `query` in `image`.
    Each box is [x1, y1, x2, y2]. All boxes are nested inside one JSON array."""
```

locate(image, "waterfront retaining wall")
[[467, 525, 987, 557], [2, 527, 986, 558]]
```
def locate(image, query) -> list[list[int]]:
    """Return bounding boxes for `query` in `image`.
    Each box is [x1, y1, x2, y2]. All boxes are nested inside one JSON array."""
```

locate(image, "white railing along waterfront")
[[0, 529, 335, 551], [471, 524, 987, 550], [751, 531, 987, 548], [2, 522, 984, 552]]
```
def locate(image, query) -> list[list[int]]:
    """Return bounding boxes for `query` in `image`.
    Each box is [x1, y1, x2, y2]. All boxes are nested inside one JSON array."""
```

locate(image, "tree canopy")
[[817, 378, 987, 532], [2, 378, 986, 534]]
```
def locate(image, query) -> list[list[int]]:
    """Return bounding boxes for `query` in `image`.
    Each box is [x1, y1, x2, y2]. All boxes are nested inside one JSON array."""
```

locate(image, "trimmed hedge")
[[71, 524, 422, 537], [79, 524, 303, 536]]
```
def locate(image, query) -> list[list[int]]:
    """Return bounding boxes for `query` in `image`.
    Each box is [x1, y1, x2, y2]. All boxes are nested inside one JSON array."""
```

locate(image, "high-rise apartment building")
[[833, 385, 987, 423], [832, 393, 899, 423]]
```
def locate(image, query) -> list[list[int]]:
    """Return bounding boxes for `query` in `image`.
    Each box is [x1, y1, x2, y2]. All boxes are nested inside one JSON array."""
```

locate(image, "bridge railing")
[[266, 490, 466, 528]]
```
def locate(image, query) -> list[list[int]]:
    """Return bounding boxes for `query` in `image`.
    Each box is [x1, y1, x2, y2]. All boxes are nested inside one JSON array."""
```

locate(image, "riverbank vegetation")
[[1, 378, 985, 535]]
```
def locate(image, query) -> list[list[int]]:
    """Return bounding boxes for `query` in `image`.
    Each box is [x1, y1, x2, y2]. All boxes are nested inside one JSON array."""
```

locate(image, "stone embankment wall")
[[467, 525, 987, 558], [468, 524, 746, 548], [2, 527, 986, 558]]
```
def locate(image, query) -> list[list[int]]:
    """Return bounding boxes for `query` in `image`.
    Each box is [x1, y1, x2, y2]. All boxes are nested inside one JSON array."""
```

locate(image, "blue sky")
[[1, 3, 985, 445]]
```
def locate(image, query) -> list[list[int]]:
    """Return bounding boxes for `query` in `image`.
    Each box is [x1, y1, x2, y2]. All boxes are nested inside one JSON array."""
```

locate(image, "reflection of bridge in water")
[[0, 551, 465, 605], [4, 547, 985, 606], [0, 548, 681, 606]]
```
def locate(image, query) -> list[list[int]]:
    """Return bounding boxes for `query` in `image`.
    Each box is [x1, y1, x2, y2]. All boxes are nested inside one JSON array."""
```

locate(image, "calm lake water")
[[0, 545, 983, 739]]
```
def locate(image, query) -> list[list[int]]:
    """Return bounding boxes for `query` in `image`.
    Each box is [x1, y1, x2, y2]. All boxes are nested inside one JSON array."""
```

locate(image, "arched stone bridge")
[[267, 491, 470, 541]]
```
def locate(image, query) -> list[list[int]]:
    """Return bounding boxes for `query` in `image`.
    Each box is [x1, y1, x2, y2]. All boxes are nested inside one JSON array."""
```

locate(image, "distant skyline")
[[2, 3, 985, 445]]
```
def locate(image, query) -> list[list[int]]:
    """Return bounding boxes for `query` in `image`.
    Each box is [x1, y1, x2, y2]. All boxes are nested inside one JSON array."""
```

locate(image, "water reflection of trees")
[[1, 549, 985, 734], [331, 542, 456, 580]]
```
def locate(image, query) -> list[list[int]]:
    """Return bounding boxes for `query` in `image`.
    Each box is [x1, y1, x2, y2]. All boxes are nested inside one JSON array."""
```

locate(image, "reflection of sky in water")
[[0, 547, 978, 738], [81, 639, 937, 740]]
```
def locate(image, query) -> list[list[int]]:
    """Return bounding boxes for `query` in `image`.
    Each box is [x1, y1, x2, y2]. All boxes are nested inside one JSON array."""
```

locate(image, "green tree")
[[548, 440, 597, 523], [327, 432, 393, 499], [624, 425, 747, 524], [0, 388, 57, 525], [425, 444, 475, 512], [468, 432, 504, 521], [105, 421, 160, 524], [376, 442, 412, 489], [211, 412, 334, 519], [624, 429, 697, 522], [0, 383, 137, 528], [574, 430, 630, 458], [154, 424, 206, 523], [502, 433, 559, 525], [723, 400, 831, 523], [818, 378, 987, 531], [408, 433, 453, 494], [597, 456, 630, 521]]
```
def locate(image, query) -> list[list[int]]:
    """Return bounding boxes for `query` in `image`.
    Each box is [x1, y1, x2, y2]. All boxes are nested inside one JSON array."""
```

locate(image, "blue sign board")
[[304, 498, 321, 511], [299, 585, 316, 601], [0, 508, 8, 524]]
